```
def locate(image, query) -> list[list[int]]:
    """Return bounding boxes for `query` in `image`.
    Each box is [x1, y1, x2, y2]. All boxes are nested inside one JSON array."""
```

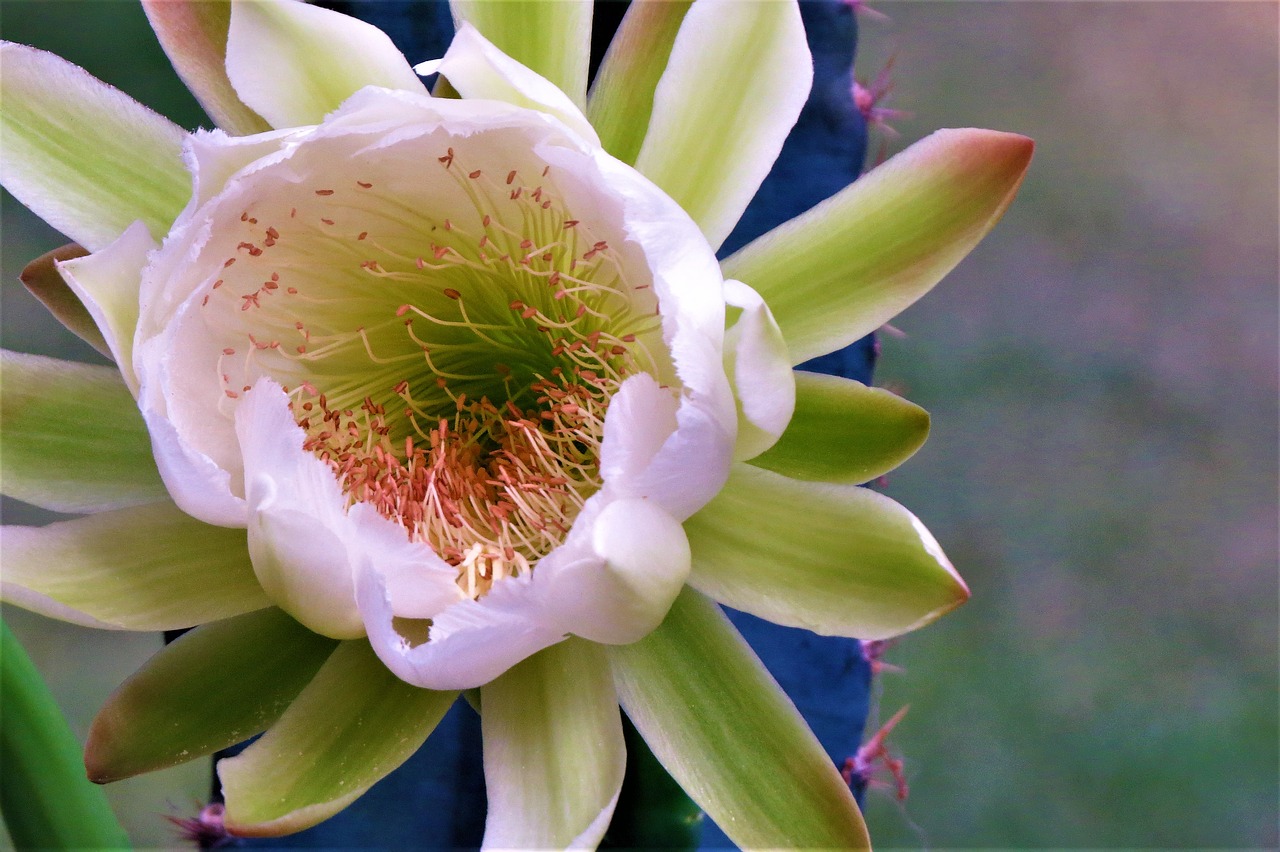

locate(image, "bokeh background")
[[1, 1, 1276, 848]]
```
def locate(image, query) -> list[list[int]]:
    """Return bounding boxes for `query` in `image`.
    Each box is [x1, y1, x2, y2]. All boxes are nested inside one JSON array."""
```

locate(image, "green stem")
[[0, 618, 130, 849]]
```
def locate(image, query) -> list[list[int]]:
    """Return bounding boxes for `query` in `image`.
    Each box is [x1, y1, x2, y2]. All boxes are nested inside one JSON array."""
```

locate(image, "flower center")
[[197, 136, 670, 598]]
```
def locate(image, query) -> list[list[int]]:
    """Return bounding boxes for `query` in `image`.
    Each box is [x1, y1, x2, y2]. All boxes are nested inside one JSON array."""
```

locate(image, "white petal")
[[235, 379, 363, 639], [433, 23, 599, 147], [543, 498, 690, 645], [357, 564, 566, 691], [225, 0, 425, 129], [603, 387, 732, 523], [449, 0, 592, 108], [346, 503, 462, 619], [56, 220, 156, 397], [543, 144, 737, 520], [723, 279, 795, 461], [182, 127, 302, 213], [598, 373, 678, 486], [140, 402, 246, 527], [135, 296, 246, 527]]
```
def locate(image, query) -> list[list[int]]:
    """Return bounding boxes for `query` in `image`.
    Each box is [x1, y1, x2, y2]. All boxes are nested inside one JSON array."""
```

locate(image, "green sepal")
[[586, 1, 692, 166], [1, 502, 269, 631], [0, 350, 166, 513], [722, 129, 1034, 364], [750, 370, 930, 484], [685, 463, 969, 640], [609, 588, 870, 850], [142, 0, 271, 135], [601, 716, 702, 851], [18, 243, 109, 358], [220, 639, 456, 837], [450, 0, 592, 108], [0, 42, 190, 252], [85, 608, 337, 783]]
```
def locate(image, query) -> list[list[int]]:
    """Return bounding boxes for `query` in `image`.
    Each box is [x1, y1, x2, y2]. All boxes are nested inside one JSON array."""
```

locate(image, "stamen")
[[206, 141, 669, 603]]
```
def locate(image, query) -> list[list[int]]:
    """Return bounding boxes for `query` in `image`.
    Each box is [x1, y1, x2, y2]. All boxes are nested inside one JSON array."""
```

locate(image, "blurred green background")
[[1, 1, 1276, 848]]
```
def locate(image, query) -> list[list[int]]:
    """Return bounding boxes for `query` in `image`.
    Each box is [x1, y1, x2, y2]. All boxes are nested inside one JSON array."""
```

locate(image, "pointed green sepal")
[[1, 501, 270, 631], [750, 370, 930, 484], [586, 1, 692, 165], [686, 464, 969, 640], [142, 0, 271, 135], [219, 640, 456, 836], [609, 588, 869, 850], [0, 350, 166, 513], [86, 608, 337, 783], [18, 242, 109, 358], [0, 42, 190, 251], [721, 129, 1034, 364]]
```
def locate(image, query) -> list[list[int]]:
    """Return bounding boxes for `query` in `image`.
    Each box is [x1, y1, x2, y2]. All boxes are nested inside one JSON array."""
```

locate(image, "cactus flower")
[[0, 0, 1031, 847]]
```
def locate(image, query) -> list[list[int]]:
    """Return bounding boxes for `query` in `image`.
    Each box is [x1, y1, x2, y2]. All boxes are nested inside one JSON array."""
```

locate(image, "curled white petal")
[[347, 503, 462, 619], [723, 278, 795, 461], [57, 220, 156, 397], [357, 564, 566, 691], [433, 23, 599, 147], [225, 0, 425, 129], [235, 379, 362, 639], [543, 498, 691, 645]]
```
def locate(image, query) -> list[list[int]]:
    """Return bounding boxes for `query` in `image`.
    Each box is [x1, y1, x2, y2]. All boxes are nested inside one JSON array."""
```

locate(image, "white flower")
[[0, 1, 1031, 846], [136, 74, 750, 685]]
